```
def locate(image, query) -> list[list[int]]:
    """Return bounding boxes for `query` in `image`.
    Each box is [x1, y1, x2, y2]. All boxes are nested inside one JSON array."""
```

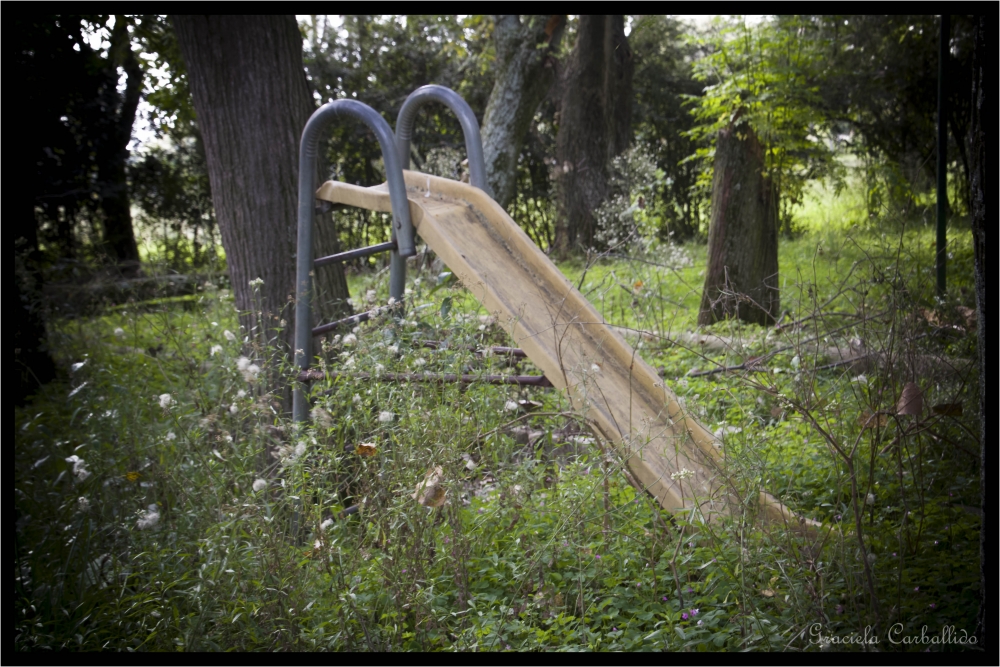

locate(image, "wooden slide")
[[316, 171, 816, 530]]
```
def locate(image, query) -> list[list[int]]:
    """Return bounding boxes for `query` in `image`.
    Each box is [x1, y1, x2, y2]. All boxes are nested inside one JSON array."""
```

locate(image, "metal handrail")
[[395, 84, 492, 197], [294, 99, 414, 423]]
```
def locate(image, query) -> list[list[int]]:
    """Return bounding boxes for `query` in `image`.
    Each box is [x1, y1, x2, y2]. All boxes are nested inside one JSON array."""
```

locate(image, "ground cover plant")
[[14, 183, 981, 650]]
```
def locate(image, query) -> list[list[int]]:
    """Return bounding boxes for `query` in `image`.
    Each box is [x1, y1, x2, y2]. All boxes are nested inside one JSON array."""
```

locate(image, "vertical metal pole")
[[293, 100, 416, 424], [936, 14, 950, 297]]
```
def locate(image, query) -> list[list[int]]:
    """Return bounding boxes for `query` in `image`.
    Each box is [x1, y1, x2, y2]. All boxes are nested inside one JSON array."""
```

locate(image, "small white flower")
[[137, 504, 160, 530], [413, 357, 427, 367], [210, 345, 223, 357], [378, 411, 394, 423], [224, 329, 237, 342], [387, 297, 397, 306], [344, 356, 356, 368], [294, 442, 307, 458], [114, 327, 125, 338], [374, 363, 384, 374], [77, 496, 91, 512], [342, 334, 357, 346], [249, 277, 264, 289], [388, 345, 399, 355], [352, 326, 360, 334], [211, 321, 218, 327], [504, 400, 520, 412], [353, 394, 362, 404], [590, 364, 601, 373], [158, 393, 174, 409], [320, 518, 334, 531], [236, 356, 251, 371], [252, 478, 268, 492], [236, 390, 246, 399], [790, 355, 801, 370], [413, 278, 422, 287], [366, 289, 377, 304], [670, 468, 695, 481], [165, 431, 176, 441], [866, 492, 876, 506], [229, 404, 238, 415]]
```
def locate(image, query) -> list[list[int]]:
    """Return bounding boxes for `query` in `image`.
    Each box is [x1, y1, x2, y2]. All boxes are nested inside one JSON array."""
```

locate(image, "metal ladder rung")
[[314, 240, 397, 268]]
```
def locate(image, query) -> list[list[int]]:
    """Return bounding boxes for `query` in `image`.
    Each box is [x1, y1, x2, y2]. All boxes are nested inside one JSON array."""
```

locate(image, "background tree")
[[480, 15, 566, 208], [173, 15, 350, 360], [697, 116, 779, 326], [630, 15, 707, 241], [554, 15, 634, 254]]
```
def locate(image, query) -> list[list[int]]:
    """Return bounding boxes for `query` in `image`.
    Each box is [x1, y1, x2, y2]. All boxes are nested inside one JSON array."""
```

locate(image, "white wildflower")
[[236, 390, 246, 399], [670, 468, 695, 481], [342, 334, 357, 346], [311, 406, 335, 428], [294, 442, 307, 458], [865, 492, 876, 506], [378, 411, 394, 423], [320, 518, 334, 531], [353, 394, 362, 404], [114, 327, 126, 338], [413, 278, 422, 287], [224, 329, 237, 342], [504, 400, 520, 412], [590, 364, 601, 373], [790, 355, 801, 370], [252, 478, 268, 492], [248, 277, 264, 289], [366, 289, 377, 304], [77, 496, 91, 512], [229, 404, 238, 415], [210, 345, 223, 357], [165, 431, 176, 441], [413, 357, 427, 367], [236, 356, 251, 371], [388, 297, 397, 306], [374, 363, 385, 374], [344, 356, 356, 368], [158, 393, 174, 409], [136, 504, 160, 530], [388, 345, 399, 355], [352, 326, 360, 334]]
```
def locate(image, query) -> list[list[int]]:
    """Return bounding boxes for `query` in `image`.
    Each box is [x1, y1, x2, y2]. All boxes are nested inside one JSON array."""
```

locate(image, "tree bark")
[[98, 17, 142, 274], [698, 119, 779, 327], [173, 15, 349, 358], [480, 15, 565, 209], [554, 15, 634, 255], [969, 13, 986, 650]]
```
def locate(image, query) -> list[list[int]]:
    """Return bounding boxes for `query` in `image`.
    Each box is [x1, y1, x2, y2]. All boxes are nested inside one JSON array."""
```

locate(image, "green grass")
[[15, 213, 981, 651]]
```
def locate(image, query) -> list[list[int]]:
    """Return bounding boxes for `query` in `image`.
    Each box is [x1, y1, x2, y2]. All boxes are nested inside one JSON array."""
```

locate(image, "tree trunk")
[[15, 266, 56, 406], [969, 13, 987, 650], [698, 119, 779, 327], [480, 15, 565, 209], [554, 15, 634, 255], [96, 17, 143, 273], [173, 15, 349, 359]]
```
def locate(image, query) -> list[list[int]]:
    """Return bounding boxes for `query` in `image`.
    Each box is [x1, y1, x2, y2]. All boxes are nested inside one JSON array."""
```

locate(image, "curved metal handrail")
[[395, 84, 493, 197], [294, 99, 414, 422]]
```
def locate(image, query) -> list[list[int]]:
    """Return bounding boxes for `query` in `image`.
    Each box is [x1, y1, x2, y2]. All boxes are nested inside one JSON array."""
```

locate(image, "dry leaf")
[[518, 399, 544, 412], [355, 442, 378, 457], [858, 410, 889, 429], [413, 466, 446, 507], [932, 402, 963, 417], [895, 382, 924, 416], [761, 588, 775, 598], [920, 308, 941, 326]]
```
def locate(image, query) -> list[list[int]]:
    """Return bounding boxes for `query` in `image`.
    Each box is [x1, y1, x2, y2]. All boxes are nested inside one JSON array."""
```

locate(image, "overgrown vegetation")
[[15, 178, 980, 650]]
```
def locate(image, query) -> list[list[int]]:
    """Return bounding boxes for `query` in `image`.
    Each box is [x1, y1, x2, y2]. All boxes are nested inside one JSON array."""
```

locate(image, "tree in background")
[[630, 15, 707, 241], [554, 15, 634, 255], [173, 15, 350, 365], [13, 15, 144, 271], [480, 15, 566, 209]]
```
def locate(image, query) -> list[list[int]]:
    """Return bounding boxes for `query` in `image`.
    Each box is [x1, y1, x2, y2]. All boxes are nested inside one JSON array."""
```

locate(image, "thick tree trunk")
[[554, 15, 634, 255], [698, 120, 779, 327], [99, 18, 142, 273], [173, 15, 349, 357], [480, 15, 565, 209], [969, 14, 987, 650]]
